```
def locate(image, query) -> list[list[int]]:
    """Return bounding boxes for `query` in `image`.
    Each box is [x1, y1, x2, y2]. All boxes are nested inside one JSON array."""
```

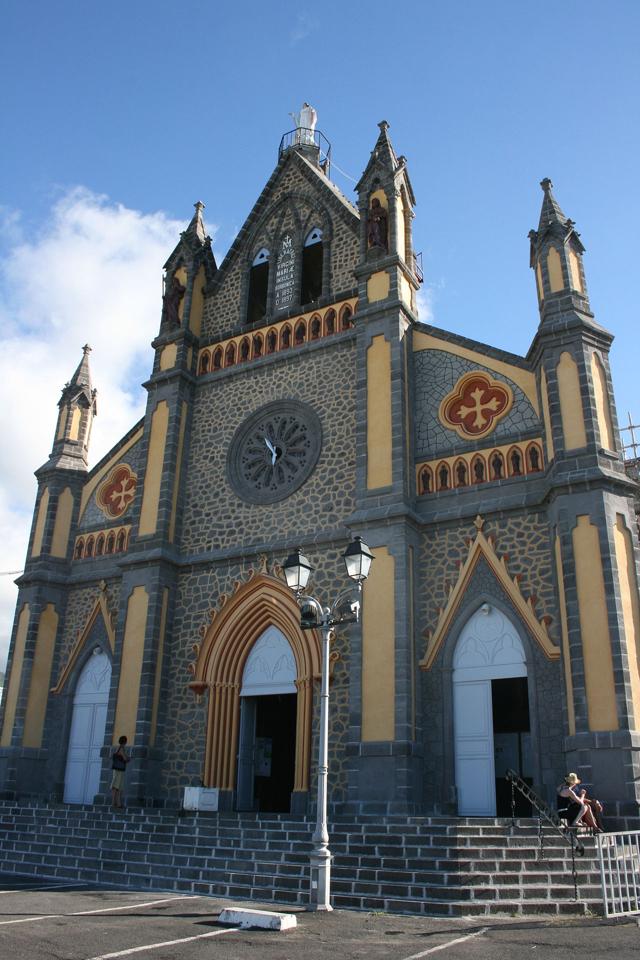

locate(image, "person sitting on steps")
[[557, 772, 588, 829]]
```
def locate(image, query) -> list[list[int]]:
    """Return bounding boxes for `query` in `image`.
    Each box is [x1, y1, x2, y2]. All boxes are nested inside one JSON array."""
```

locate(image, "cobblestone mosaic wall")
[[413, 349, 540, 459], [202, 161, 359, 340], [179, 337, 357, 555], [417, 513, 565, 809], [159, 547, 352, 805], [54, 580, 120, 685]]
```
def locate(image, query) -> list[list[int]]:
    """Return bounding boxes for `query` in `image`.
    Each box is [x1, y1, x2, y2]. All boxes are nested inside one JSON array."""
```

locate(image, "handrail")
[[505, 769, 584, 855], [505, 768, 584, 900]]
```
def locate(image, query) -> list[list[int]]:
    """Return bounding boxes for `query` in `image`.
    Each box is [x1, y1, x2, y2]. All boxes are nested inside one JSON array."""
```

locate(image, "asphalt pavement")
[[0, 873, 637, 960]]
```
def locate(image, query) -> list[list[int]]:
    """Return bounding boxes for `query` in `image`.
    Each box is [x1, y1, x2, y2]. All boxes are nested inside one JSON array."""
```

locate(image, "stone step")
[[0, 801, 603, 917]]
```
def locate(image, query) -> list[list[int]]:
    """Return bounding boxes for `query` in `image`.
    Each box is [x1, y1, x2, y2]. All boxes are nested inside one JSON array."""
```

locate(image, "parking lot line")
[[86, 926, 240, 959], [400, 927, 489, 959], [0, 894, 202, 925]]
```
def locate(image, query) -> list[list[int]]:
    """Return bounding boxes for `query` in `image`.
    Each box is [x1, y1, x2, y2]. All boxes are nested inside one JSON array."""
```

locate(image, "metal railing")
[[597, 830, 640, 917], [505, 769, 585, 900], [278, 128, 332, 175]]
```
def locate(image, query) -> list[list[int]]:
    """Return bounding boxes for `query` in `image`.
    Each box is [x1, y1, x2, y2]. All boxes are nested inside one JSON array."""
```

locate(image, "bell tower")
[[46, 343, 97, 471]]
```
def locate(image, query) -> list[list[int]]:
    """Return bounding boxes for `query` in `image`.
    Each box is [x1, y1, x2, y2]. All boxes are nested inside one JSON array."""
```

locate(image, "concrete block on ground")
[[218, 907, 297, 930]]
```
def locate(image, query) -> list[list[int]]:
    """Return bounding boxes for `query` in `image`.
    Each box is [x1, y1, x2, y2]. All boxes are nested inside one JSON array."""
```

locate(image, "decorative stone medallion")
[[439, 372, 513, 440], [96, 463, 138, 519], [227, 400, 322, 504]]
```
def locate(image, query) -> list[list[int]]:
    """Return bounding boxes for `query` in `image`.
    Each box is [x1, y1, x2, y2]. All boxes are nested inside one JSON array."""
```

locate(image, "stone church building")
[[1, 116, 639, 823]]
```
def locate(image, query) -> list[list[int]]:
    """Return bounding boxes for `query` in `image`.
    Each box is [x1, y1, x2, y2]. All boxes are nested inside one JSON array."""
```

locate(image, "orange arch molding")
[[189, 572, 321, 794]]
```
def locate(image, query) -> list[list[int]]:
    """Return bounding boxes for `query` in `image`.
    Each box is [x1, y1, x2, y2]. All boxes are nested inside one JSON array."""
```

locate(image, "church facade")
[[1, 118, 639, 822]]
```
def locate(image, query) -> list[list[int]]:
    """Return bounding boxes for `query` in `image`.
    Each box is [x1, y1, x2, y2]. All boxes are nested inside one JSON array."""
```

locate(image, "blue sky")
[[0, 0, 638, 668]]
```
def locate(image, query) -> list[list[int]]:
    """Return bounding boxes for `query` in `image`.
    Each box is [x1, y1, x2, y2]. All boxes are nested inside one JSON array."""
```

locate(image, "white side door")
[[453, 678, 496, 815], [64, 653, 111, 804]]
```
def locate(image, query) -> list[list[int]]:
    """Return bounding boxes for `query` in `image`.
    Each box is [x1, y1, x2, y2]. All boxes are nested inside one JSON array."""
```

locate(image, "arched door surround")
[[63, 650, 112, 804], [189, 572, 321, 796], [453, 604, 528, 816]]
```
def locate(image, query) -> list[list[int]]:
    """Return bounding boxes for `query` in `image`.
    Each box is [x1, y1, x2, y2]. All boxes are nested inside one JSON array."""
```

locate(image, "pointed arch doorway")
[[452, 605, 533, 817], [190, 572, 321, 815], [237, 626, 298, 812], [63, 651, 111, 804]]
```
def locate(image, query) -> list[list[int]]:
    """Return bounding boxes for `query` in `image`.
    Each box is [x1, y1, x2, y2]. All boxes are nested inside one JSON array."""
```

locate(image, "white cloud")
[[0, 187, 199, 671]]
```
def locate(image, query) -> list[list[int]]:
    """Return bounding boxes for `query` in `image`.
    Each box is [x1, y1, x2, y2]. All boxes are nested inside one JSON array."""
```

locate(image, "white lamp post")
[[282, 536, 374, 911]]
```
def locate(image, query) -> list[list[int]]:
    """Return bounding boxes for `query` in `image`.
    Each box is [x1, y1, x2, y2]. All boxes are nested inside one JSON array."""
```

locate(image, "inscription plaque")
[[274, 234, 296, 311]]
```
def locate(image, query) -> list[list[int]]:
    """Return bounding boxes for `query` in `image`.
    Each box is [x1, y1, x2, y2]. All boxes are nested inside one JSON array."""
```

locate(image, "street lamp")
[[282, 536, 374, 911]]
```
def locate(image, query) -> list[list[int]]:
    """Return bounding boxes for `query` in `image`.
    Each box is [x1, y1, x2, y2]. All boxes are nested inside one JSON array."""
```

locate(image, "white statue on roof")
[[289, 102, 317, 146]]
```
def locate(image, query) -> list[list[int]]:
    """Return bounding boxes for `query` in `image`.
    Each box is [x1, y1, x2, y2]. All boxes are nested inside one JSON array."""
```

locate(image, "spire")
[[528, 178, 593, 328], [182, 201, 208, 246], [355, 121, 406, 193], [530, 178, 584, 261], [41, 345, 98, 472], [66, 343, 94, 403], [537, 178, 568, 232]]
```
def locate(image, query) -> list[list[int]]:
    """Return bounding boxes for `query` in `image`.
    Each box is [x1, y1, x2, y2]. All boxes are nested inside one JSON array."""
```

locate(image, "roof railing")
[[278, 129, 332, 176]]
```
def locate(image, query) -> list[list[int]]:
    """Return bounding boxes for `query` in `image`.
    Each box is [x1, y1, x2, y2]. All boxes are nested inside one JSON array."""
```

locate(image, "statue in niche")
[[290, 102, 317, 146], [161, 273, 186, 327], [367, 197, 388, 251]]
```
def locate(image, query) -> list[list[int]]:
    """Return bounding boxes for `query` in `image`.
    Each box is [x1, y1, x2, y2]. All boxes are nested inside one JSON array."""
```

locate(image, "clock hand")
[[264, 436, 277, 466]]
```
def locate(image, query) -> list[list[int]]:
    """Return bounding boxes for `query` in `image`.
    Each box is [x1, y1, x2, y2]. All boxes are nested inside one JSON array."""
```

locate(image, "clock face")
[[227, 400, 322, 504]]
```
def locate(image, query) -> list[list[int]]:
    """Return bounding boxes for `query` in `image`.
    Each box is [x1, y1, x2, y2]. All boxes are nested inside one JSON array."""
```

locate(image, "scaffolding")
[[620, 413, 640, 465]]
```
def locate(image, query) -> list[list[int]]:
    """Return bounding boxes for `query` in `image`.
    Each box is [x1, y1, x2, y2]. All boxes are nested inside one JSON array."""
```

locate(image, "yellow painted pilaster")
[[540, 368, 555, 463], [31, 488, 49, 558], [547, 246, 564, 292], [367, 270, 390, 303], [555, 535, 575, 735], [366, 336, 392, 489], [159, 343, 177, 371], [362, 546, 395, 741], [1, 605, 30, 746], [568, 249, 583, 293], [572, 516, 618, 731], [557, 352, 587, 451], [51, 487, 73, 558], [113, 586, 149, 743], [22, 604, 58, 748], [55, 407, 68, 441], [68, 407, 81, 441], [613, 515, 640, 729], [591, 352, 614, 451], [138, 401, 169, 536]]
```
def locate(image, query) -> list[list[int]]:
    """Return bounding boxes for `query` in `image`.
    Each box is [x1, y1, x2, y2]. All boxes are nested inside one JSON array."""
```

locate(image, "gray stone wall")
[[179, 337, 357, 555], [54, 580, 121, 684], [201, 161, 359, 340]]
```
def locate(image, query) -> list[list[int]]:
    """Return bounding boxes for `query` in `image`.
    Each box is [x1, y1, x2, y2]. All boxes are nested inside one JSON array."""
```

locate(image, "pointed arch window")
[[300, 227, 323, 306], [247, 248, 270, 325]]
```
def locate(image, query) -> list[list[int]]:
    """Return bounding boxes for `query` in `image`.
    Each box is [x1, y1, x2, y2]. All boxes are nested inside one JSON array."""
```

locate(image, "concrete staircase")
[[0, 802, 603, 917]]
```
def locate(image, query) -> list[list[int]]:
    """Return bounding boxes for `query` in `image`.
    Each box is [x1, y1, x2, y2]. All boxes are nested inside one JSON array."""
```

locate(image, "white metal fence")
[[597, 831, 640, 917]]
